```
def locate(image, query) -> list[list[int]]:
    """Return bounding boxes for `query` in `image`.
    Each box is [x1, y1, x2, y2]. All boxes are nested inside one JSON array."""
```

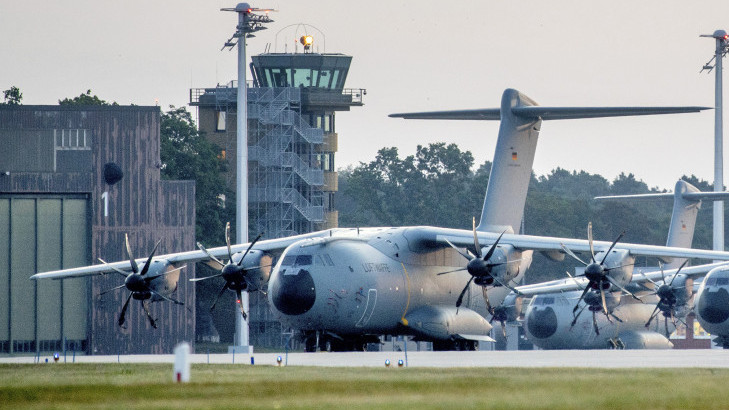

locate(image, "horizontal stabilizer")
[[390, 101, 709, 122]]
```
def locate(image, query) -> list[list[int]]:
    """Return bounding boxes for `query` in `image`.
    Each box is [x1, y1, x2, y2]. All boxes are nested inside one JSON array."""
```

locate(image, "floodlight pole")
[[222, 3, 273, 353], [702, 30, 729, 255]]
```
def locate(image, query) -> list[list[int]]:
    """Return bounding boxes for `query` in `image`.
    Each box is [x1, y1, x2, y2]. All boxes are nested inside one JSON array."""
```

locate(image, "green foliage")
[[1, 86, 22, 105], [337, 143, 722, 284], [58, 89, 118, 106], [159, 106, 233, 247]]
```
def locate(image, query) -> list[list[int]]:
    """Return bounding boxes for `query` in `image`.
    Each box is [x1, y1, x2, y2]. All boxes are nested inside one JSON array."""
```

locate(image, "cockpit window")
[[543, 297, 555, 305], [281, 254, 312, 267], [717, 277, 729, 286], [706, 278, 717, 286]]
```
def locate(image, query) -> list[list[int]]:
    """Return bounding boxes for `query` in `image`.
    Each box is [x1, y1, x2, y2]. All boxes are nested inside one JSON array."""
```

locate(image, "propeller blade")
[[436, 267, 468, 276], [560, 243, 588, 266], [139, 240, 161, 276], [197, 242, 225, 270], [236, 289, 248, 320], [238, 232, 264, 266], [125, 233, 138, 273], [210, 283, 230, 311], [606, 276, 643, 303], [599, 286, 609, 316], [189, 273, 225, 282], [664, 315, 669, 339], [668, 260, 689, 287], [144, 265, 186, 281], [149, 289, 184, 305], [118, 292, 133, 328], [225, 222, 233, 262], [658, 262, 667, 283], [482, 286, 493, 314], [573, 286, 592, 315], [501, 320, 507, 339], [97, 258, 130, 279], [141, 301, 157, 329], [444, 238, 474, 261], [645, 304, 661, 328], [472, 217, 482, 259], [99, 284, 126, 296], [482, 230, 506, 262], [587, 222, 595, 263], [592, 311, 600, 335], [491, 275, 520, 294], [600, 230, 626, 265], [456, 276, 475, 310], [565, 270, 586, 290], [571, 303, 587, 328]]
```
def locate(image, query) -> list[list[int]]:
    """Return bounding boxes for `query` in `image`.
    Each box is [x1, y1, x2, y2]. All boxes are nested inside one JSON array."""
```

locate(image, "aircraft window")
[[323, 254, 335, 266], [706, 278, 717, 286], [543, 297, 555, 305], [281, 255, 297, 266], [717, 278, 729, 286], [315, 255, 325, 266], [295, 255, 312, 266]]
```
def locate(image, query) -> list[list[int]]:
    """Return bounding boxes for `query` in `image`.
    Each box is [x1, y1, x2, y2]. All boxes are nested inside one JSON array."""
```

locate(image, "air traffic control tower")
[[190, 28, 365, 347]]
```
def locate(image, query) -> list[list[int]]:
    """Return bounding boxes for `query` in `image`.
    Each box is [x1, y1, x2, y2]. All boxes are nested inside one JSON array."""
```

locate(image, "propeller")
[[644, 260, 691, 336], [190, 222, 266, 320], [440, 217, 517, 311], [562, 223, 637, 319], [98, 234, 185, 329]]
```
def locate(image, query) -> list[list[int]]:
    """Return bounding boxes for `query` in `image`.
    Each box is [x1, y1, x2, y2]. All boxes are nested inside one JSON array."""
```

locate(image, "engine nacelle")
[[593, 248, 635, 290], [695, 266, 729, 348], [482, 244, 524, 284], [231, 250, 273, 292]]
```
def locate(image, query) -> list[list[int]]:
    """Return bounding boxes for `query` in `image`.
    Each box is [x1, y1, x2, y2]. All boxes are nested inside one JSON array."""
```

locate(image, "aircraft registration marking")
[[362, 263, 390, 273]]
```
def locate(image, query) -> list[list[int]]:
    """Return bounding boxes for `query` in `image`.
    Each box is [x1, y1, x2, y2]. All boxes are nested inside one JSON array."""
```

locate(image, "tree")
[[159, 106, 232, 246], [59, 90, 118, 106], [1, 86, 22, 105]]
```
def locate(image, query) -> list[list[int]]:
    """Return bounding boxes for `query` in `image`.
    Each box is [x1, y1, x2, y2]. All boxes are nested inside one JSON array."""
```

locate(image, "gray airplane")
[[695, 264, 729, 348], [516, 180, 729, 349], [31, 89, 727, 351]]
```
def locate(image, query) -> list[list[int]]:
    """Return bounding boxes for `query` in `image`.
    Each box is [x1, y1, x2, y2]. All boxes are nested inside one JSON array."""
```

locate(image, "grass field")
[[1, 363, 728, 409]]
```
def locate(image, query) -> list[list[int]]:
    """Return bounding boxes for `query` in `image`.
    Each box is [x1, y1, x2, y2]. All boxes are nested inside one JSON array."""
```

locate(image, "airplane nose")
[[698, 288, 729, 324], [527, 307, 558, 339], [270, 268, 316, 316]]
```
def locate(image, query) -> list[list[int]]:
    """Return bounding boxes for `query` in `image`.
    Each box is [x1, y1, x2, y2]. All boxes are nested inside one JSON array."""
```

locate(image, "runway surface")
[[2, 349, 729, 368]]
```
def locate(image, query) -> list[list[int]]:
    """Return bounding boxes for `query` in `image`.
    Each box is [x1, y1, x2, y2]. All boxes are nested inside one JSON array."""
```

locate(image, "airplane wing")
[[31, 228, 386, 280], [404, 226, 729, 262], [513, 261, 729, 296]]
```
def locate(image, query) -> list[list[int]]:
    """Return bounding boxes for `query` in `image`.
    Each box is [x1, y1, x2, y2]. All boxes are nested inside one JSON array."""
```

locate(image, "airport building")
[[190, 42, 364, 348], [0, 105, 196, 355]]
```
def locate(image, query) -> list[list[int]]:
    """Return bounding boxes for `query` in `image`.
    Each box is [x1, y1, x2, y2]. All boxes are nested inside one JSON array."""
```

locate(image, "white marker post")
[[173, 342, 191, 383]]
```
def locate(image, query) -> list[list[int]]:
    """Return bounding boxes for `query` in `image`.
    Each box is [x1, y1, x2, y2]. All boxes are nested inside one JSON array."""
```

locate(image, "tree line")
[[336, 143, 719, 284]]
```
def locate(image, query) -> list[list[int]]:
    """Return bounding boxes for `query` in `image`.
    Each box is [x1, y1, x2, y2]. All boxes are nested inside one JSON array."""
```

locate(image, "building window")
[[216, 111, 226, 132]]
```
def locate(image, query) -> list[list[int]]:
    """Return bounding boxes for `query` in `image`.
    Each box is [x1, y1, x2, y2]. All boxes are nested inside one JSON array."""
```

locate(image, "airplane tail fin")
[[390, 89, 709, 234], [595, 180, 729, 269]]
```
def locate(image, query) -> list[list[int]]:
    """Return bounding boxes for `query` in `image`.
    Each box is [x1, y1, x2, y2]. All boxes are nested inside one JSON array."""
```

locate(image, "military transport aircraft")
[[31, 89, 725, 351], [515, 180, 729, 349]]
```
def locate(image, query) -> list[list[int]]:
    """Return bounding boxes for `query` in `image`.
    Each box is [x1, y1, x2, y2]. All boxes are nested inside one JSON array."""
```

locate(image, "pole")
[[714, 35, 725, 254], [235, 6, 250, 350]]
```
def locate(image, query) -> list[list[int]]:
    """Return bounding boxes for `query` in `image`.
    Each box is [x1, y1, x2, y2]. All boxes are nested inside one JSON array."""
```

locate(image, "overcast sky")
[[3, 0, 729, 190]]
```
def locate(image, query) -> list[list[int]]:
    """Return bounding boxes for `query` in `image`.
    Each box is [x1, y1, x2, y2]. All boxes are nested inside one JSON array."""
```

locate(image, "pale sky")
[[3, 0, 729, 190]]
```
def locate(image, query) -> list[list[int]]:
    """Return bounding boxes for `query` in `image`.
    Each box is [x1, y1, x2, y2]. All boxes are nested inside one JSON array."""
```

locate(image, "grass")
[[0, 364, 727, 409]]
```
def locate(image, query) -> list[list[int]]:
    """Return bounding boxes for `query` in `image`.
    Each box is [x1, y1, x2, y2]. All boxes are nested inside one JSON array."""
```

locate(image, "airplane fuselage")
[[267, 228, 493, 341]]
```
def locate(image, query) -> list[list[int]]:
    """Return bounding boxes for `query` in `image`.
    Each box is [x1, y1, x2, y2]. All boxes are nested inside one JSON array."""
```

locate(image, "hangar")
[[0, 104, 196, 355]]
